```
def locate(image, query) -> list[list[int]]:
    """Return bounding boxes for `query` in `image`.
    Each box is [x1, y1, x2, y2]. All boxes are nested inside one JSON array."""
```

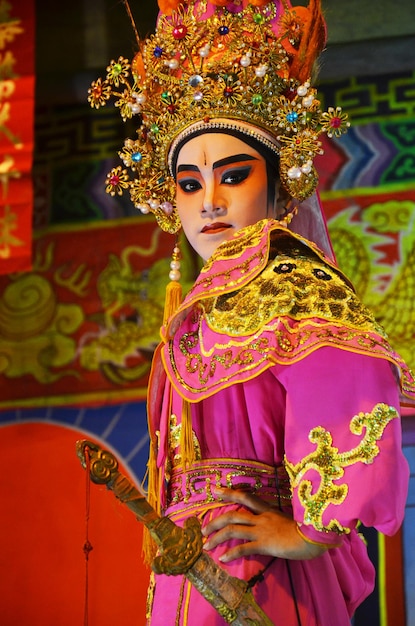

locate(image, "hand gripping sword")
[[76, 440, 274, 626]]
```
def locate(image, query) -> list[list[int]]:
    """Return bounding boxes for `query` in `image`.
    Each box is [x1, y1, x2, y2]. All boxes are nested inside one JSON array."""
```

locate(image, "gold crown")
[[88, 0, 349, 234]]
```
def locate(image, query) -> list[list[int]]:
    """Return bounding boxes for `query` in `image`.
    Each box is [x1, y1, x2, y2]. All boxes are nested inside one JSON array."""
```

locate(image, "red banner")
[[0, 190, 414, 409], [0, 1, 35, 274], [0, 216, 191, 408]]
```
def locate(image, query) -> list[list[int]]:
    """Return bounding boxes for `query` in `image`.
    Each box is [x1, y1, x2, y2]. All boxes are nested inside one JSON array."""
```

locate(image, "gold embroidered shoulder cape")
[[160, 219, 415, 402]]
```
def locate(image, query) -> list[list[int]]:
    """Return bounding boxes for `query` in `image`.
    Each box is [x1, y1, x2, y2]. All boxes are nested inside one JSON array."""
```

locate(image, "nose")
[[201, 180, 225, 216]]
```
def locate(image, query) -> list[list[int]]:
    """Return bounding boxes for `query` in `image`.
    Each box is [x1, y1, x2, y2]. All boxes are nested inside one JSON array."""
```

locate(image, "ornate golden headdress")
[[88, 0, 349, 234]]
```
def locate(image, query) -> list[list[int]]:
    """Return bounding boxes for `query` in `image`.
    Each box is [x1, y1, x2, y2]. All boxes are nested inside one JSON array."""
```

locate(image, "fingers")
[[204, 508, 254, 533], [202, 513, 268, 560], [211, 486, 272, 514], [218, 540, 264, 563], [203, 510, 255, 546], [202, 488, 270, 541], [204, 524, 256, 550]]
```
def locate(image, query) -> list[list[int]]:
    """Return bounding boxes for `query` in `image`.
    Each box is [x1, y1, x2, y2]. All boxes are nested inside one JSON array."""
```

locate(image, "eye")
[[221, 166, 251, 185], [178, 178, 202, 193]]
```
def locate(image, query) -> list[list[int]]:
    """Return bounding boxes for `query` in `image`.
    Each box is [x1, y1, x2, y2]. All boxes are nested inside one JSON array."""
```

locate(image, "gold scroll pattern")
[[0, 221, 190, 399], [328, 200, 415, 371], [0, 243, 85, 383], [285, 403, 398, 534]]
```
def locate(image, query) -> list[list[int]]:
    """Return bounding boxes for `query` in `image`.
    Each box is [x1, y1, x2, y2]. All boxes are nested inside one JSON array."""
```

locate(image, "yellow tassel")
[[142, 439, 160, 566], [180, 400, 196, 469], [163, 243, 182, 325], [163, 279, 182, 326], [143, 243, 183, 564]]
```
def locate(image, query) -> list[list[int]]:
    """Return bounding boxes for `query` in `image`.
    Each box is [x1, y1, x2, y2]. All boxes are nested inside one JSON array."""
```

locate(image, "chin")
[[193, 227, 240, 261], [199, 248, 214, 262]]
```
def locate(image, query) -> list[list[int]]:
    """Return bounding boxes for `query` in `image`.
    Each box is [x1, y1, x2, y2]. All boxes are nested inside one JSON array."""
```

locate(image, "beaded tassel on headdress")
[[163, 242, 182, 326]]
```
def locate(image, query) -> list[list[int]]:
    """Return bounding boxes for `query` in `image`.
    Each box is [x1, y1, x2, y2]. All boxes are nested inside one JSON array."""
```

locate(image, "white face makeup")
[[175, 133, 275, 261]]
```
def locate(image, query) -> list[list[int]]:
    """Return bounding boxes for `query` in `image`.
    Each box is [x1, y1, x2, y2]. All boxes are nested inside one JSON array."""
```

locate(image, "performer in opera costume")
[[87, 1, 415, 624]]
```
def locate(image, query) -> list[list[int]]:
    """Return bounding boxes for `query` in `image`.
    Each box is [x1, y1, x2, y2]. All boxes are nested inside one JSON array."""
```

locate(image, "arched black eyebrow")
[[177, 165, 200, 173], [213, 153, 258, 169], [177, 153, 258, 174], [177, 164, 200, 173]]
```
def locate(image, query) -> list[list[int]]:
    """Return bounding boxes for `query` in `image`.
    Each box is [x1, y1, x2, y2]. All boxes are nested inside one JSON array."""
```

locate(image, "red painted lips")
[[201, 222, 232, 233]]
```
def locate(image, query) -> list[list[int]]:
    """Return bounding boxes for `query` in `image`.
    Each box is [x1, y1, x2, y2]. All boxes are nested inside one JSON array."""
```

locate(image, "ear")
[[272, 180, 292, 219]]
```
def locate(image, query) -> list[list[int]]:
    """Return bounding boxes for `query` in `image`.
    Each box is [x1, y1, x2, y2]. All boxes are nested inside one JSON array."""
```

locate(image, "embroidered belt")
[[165, 458, 292, 518]]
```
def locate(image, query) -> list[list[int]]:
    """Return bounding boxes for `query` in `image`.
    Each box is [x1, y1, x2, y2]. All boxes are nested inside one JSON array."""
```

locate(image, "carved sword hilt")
[[76, 439, 203, 574], [76, 440, 273, 625]]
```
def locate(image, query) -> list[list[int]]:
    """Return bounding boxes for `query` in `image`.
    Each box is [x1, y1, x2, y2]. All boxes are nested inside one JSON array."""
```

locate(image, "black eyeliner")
[[178, 177, 202, 192], [220, 165, 252, 184]]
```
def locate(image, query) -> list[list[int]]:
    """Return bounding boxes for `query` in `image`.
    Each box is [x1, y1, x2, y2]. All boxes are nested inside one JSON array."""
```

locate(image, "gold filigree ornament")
[[284, 403, 399, 534], [88, 0, 350, 233]]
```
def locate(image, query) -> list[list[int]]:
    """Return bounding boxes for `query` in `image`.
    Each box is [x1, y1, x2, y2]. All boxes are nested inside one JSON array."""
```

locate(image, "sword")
[[76, 439, 274, 626]]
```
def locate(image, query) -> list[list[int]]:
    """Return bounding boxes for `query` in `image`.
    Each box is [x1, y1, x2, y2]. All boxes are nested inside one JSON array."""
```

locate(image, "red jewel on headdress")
[[283, 87, 297, 102], [330, 117, 342, 128], [224, 86, 234, 97], [167, 103, 177, 113], [109, 174, 120, 185], [173, 25, 188, 40]]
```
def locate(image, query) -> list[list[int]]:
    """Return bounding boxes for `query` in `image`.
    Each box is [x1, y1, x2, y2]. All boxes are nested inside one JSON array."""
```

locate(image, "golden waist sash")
[[165, 458, 292, 519]]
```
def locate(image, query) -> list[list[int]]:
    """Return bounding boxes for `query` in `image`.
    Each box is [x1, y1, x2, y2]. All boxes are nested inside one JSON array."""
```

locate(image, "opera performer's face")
[[175, 133, 275, 261]]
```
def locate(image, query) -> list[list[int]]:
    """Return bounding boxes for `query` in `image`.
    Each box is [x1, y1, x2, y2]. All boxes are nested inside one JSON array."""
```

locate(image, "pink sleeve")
[[275, 347, 409, 545]]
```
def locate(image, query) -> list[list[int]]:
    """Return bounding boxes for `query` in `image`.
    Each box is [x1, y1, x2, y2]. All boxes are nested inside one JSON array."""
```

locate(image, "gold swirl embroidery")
[[284, 403, 399, 534], [173, 316, 393, 391], [168, 413, 202, 472], [178, 330, 269, 384]]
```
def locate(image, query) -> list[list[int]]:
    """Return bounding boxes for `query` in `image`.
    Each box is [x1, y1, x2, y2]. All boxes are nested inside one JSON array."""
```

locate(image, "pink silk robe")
[[146, 220, 413, 626]]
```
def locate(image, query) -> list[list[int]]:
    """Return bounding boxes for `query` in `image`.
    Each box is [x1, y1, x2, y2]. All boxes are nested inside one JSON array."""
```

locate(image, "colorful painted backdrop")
[[0, 34, 414, 626]]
